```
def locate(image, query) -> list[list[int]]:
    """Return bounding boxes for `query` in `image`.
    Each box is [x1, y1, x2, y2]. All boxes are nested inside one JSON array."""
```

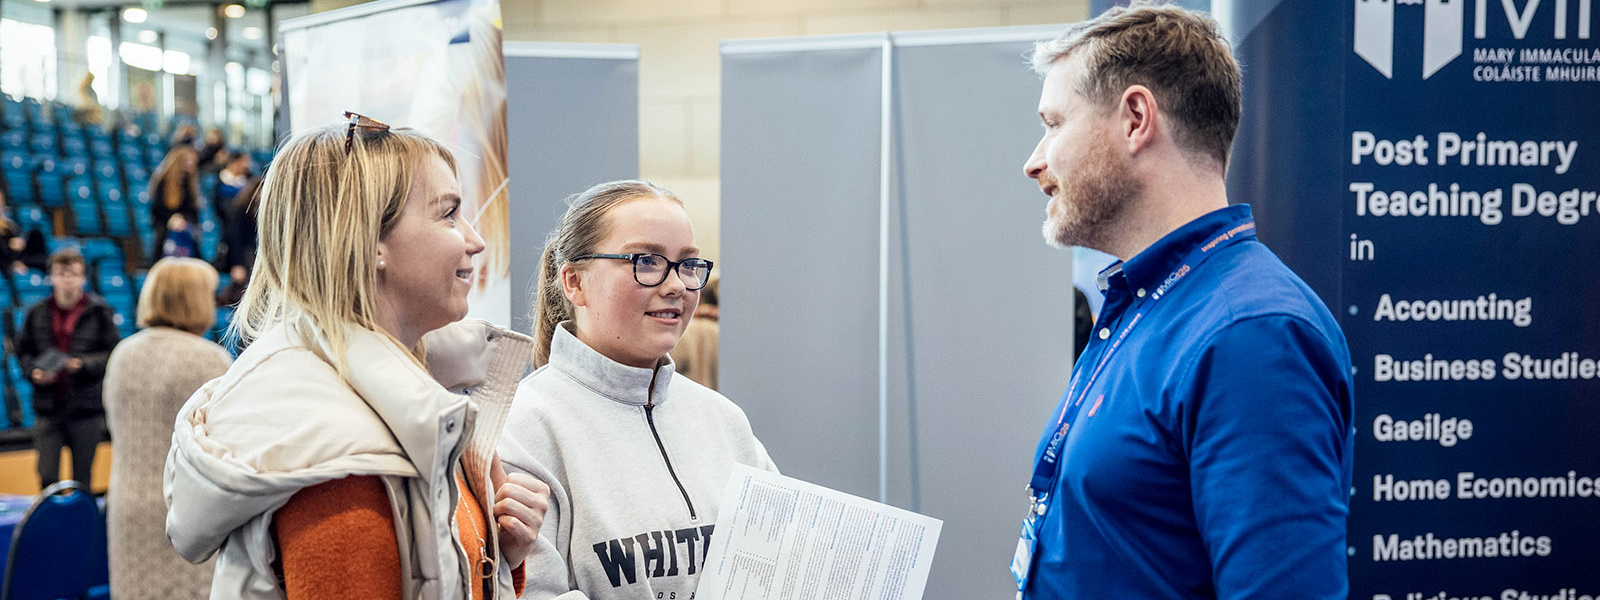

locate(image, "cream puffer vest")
[[164, 316, 533, 600]]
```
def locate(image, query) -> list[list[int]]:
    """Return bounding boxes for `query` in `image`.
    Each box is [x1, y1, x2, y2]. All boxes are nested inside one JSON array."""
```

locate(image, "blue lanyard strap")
[[1027, 220, 1256, 497]]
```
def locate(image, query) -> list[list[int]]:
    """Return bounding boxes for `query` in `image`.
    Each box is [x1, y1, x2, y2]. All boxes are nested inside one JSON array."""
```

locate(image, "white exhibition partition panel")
[[721, 25, 1075, 600], [721, 38, 887, 502], [503, 42, 639, 333]]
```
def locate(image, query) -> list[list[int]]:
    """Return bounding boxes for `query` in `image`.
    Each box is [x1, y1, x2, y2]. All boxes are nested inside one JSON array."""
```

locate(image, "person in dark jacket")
[[17, 247, 122, 487], [147, 145, 201, 265]]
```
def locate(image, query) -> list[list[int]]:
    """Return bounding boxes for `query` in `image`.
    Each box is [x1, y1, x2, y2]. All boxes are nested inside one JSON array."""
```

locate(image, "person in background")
[[217, 175, 262, 309], [0, 188, 28, 276], [1012, 4, 1354, 600], [147, 145, 202, 265], [16, 248, 121, 488], [164, 116, 547, 600], [103, 257, 231, 600], [75, 72, 104, 127], [170, 124, 198, 149], [669, 275, 718, 390], [197, 128, 228, 174], [162, 214, 200, 259], [215, 154, 255, 272], [500, 180, 775, 600]]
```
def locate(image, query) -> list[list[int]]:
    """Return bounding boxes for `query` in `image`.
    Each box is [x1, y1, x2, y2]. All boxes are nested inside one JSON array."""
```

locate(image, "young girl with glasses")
[[499, 180, 776, 600]]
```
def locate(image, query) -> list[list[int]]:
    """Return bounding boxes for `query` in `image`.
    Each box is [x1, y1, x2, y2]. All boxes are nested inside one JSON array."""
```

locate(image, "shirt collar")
[[1111, 204, 1255, 297], [548, 321, 675, 407]]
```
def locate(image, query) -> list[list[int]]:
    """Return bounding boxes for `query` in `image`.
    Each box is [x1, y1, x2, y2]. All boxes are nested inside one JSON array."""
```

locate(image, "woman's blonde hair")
[[533, 180, 683, 368], [150, 145, 200, 211], [231, 121, 456, 372], [138, 257, 218, 335]]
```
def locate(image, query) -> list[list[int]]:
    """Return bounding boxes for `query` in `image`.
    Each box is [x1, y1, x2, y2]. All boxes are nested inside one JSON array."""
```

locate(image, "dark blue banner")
[[1232, 0, 1600, 598]]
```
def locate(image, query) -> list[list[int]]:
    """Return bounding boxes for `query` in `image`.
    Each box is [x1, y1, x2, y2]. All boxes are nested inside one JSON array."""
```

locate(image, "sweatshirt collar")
[[549, 321, 675, 407]]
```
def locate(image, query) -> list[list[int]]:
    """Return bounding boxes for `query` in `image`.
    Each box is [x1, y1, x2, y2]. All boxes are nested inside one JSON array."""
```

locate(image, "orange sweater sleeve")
[[272, 476, 403, 600]]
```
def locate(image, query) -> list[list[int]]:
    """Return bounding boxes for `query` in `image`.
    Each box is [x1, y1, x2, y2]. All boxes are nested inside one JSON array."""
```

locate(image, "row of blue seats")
[[1, 100, 176, 170]]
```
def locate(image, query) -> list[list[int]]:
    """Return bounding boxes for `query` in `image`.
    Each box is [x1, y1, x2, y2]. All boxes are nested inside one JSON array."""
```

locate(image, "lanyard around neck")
[[1028, 220, 1256, 496]]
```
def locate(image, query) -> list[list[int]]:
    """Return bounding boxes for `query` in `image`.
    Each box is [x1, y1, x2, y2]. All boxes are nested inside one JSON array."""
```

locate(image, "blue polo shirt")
[[1023, 205, 1354, 600]]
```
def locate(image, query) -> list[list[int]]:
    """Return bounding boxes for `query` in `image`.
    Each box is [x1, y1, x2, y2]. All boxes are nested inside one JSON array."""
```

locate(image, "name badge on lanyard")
[[1010, 219, 1254, 597], [1010, 493, 1048, 594]]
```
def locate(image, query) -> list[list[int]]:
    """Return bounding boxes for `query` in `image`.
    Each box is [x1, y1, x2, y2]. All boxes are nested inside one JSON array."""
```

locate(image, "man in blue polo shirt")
[[1014, 4, 1354, 600]]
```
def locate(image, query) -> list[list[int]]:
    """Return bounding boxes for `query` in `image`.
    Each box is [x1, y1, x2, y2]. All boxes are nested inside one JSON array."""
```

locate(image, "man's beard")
[[1041, 136, 1142, 253]]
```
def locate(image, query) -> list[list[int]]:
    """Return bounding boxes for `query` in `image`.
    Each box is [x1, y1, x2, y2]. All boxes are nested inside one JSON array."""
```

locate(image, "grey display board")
[[504, 42, 640, 333], [721, 25, 1075, 600], [721, 37, 887, 501]]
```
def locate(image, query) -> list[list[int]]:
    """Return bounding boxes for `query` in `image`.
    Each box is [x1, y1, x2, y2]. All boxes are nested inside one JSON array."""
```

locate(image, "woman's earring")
[[378, 259, 386, 268]]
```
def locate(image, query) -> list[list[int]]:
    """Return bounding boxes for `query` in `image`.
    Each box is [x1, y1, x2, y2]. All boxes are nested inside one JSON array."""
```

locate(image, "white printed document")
[[695, 464, 942, 600]]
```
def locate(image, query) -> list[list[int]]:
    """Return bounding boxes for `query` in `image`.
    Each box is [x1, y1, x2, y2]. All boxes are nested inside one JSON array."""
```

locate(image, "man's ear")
[[1119, 85, 1159, 156]]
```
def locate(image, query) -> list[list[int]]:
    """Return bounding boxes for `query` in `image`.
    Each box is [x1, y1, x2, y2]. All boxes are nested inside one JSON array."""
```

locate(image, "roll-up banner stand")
[[280, 4, 639, 330], [1218, 0, 1600, 596], [281, 0, 514, 324], [721, 26, 1075, 600]]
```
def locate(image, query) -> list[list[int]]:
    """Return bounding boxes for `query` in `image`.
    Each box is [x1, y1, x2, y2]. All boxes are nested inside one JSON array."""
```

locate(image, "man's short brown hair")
[[1032, 2, 1242, 172], [48, 247, 86, 273]]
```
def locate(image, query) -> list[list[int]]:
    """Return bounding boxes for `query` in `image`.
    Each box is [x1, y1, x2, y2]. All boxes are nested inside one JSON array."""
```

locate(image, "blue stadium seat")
[[57, 156, 88, 176], [70, 188, 103, 236], [99, 271, 132, 303], [27, 133, 56, 156], [1, 481, 101, 600], [117, 143, 142, 167], [58, 114, 82, 137], [199, 173, 218, 200], [34, 157, 85, 208], [1, 152, 33, 203], [7, 355, 34, 428], [89, 138, 114, 160], [14, 272, 50, 308], [67, 177, 94, 201], [0, 97, 24, 129], [100, 188, 132, 237], [84, 239, 122, 272], [21, 98, 45, 124], [0, 130, 24, 153], [198, 203, 221, 261], [16, 205, 49, 236], [61, 136, 87, 158], [209, 305, 236, 344], [124, 164, 149, 183], [145, 147, 165, 167]]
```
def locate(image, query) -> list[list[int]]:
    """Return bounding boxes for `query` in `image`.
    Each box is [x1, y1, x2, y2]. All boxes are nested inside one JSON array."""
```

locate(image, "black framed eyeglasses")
[[571, 253, 715, 290], [343, 111, 391, 154]]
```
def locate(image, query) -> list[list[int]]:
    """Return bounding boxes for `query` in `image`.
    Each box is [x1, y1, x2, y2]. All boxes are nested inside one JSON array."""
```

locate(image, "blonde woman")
[[164, 115, 548, 600], [499, 181, 776, 600], [104, 257, 230, 600], [146, 145, 201, 264]]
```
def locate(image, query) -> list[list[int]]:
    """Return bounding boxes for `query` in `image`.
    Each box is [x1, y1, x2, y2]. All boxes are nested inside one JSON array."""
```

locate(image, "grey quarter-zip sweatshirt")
[[499, 322, 777, 600]]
